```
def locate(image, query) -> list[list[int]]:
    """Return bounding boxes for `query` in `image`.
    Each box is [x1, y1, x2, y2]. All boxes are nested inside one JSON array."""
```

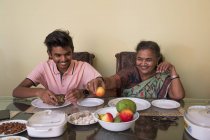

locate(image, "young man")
[[13, 29, 103, 105]]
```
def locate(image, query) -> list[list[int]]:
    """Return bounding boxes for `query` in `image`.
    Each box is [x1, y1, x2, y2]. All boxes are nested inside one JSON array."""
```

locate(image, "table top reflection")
[[1, 96, 210, 140]]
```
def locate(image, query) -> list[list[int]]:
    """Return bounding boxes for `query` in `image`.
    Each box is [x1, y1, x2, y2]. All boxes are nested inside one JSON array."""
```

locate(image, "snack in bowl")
[[55, 94, 65, 106], [0, 121, 26, 135], [94, 107, 139, 131], [68, 111, 97, 125]]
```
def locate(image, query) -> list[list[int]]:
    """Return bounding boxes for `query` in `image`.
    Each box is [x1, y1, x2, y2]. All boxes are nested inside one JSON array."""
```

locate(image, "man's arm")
[[13, 78, 41, 98], [13, 78, 57, 105]]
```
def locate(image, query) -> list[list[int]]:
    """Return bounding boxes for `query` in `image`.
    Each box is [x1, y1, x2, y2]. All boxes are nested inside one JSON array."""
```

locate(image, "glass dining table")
[[0, 95, 209, 140]]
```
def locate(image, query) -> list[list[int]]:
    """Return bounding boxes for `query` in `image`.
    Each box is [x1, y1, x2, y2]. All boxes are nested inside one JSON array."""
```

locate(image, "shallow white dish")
[[0, 120, 27, 137], [151, 99, 180, 109], [77, 98, 104, 107], [31, 98, 71, 109], [68, 111, 97, 125], [1, 136, 28, 140], [108, 97, 151, 111]]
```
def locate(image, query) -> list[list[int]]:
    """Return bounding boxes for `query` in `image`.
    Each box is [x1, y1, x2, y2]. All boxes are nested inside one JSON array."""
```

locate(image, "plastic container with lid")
[[184, 105, 210, 140], [26, 110, 67, 138]]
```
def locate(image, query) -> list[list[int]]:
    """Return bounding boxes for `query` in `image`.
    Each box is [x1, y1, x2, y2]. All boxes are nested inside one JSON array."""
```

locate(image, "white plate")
[[0, 120, 27, 137], [108, 97, 151, 111], [77, 98, 104, 107], [151, 99, 180, 109], [68, 111, 97, 125], [31, 98, 71, 109], [1, 136, 28, 140]]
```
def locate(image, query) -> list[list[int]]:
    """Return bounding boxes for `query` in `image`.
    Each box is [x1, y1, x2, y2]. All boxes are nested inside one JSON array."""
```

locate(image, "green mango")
[[116, 99, 136, 113]]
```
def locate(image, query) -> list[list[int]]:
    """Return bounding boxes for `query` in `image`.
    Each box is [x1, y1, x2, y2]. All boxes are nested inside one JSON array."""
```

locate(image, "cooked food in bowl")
[[55, 94, 65, 106]]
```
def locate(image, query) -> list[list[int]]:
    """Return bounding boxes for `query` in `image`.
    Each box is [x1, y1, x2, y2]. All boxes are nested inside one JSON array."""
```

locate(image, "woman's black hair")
[[44, 29, 74, 52], [136, 40, 164, 64]]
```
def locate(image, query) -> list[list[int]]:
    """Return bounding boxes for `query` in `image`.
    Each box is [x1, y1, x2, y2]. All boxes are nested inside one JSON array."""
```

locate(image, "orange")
[[96, 87, 105, 97]]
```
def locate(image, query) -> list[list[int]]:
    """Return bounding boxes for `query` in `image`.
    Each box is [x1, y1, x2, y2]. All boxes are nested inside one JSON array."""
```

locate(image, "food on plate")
[[116, 99, 136, 113], [98, 113, 114, 122], [55, 94, 65, 105], [96, 87, 105, 97], [3, 137, 21, 140], [119, 109, 134, 122], [68, 111, 96, 125], [0, 122, 26, 135]]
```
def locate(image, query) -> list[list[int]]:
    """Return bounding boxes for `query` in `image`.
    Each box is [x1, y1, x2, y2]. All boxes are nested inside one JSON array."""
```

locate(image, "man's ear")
[[47, 50, 52, 59]]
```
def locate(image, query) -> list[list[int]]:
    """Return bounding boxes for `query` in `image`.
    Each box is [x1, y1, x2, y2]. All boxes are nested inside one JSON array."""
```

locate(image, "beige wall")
[[0, 0, 210, 98]]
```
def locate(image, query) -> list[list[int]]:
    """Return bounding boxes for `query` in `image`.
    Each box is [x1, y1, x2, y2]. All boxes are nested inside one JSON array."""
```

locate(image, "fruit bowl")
[[93, 107, 139, 131]]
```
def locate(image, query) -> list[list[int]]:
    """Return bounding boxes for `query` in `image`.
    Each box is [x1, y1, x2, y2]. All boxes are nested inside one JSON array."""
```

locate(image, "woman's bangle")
[[171, 75, 180, 80]]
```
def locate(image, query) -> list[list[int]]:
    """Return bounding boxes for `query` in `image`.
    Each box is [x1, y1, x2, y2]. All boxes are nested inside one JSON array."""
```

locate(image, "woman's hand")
[[86, 77, 105, 94], [156, 61, 174, 73]]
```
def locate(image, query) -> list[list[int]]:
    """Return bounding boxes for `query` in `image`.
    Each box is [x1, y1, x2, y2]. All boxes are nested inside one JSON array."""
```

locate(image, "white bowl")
[[93, 107, 139, 131]]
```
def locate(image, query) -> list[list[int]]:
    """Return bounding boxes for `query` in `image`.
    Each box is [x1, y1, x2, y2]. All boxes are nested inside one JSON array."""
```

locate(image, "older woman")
[[88, 41, 185, 100]]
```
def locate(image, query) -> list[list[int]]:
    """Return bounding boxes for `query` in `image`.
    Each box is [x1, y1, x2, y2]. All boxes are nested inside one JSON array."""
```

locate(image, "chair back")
[[115, 51, 136, 97], [115, 51, 136, 72], [72, 52, 95, 65]]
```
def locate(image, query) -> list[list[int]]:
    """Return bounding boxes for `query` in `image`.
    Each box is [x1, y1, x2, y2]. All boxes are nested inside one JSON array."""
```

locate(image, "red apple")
[[98, 113, 114, 122], [119, 109, 134, 122]]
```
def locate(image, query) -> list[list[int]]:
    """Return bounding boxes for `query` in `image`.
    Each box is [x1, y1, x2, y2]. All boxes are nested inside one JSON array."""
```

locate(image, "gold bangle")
[[171, 75, 180, 80]]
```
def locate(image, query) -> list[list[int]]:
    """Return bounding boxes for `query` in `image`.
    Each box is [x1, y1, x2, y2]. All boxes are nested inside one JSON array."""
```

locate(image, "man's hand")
[[65, 89, 83, 104], [37, 89, 58, 105]]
